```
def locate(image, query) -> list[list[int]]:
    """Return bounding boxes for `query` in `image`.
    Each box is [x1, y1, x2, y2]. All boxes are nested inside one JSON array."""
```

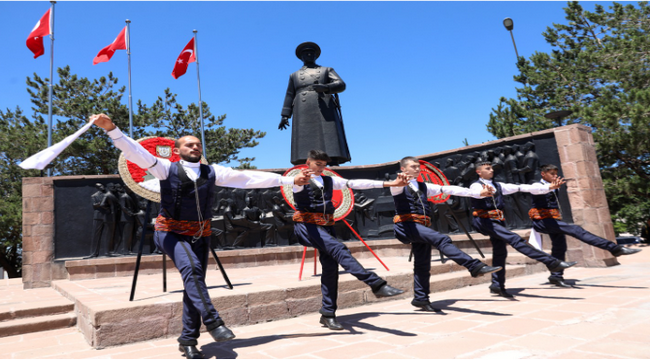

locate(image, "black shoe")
[[489, 285, 514, 298], [470, 264, 503, 277], [372, 284, 404, 298], [319, 316, 344, 330], [548, 276, 572, 288], [548, 260, 577, 273], [411, 299, 442, 313], [612, 246, 642, 257], [179, 345, 204, 359], [208, 324, 236, 342]]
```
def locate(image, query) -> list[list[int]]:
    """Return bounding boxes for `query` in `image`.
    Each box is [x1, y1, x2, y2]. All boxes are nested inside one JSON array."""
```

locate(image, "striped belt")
[[472, 209, 505, 221], [528, 208, 562, 220], [154, 215, 212, 237], [393, 213, 431, 227], [292, 211, 335, 226]]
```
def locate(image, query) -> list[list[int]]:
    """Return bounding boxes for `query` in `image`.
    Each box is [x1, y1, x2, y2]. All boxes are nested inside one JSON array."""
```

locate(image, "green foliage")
[[136, 89, 265, 165], [0, 108, 44, 277], [0, 67, 266, 277], [487, 1, 650, 234]]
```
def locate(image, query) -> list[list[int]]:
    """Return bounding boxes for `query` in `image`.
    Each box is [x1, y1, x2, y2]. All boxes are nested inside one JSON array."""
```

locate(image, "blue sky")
[[0, 1, 634, 169]]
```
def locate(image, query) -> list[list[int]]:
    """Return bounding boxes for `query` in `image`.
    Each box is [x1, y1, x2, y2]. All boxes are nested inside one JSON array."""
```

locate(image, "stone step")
[[0, 298, 74, 323], [0, 313, 77, 338], [61, 233, 535, 281], [52, 252, 546, 348]]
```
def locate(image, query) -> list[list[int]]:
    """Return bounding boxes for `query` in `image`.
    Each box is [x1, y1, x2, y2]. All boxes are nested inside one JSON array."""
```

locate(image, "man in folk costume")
[[292, 150, 407, 330], [392, 157, 502, 312], [529, 164, 641, 288], [470, 161, 577, 298], [90, 114, 310, 359]]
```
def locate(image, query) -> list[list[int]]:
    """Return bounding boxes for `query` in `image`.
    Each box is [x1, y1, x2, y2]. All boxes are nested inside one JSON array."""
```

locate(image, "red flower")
[[127, 138, 180, 183]]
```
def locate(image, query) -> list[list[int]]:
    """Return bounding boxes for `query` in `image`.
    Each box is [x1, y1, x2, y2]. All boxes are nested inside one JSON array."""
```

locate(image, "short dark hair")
[[540, 164, 559, 173], [307, 150, 331, 162], [475, 160, 491, 168], [400, 156, 418, 167]]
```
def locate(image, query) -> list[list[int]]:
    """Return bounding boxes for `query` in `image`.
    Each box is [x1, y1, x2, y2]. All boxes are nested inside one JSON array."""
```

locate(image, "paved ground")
[[1, 244, 649, 359]]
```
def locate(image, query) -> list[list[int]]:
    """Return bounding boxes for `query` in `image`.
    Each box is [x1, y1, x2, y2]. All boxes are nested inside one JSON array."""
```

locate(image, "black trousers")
[[394, 221, 484, 302], [154, 231, 221, 346], [533, 218, 617, 277], [472, 217, 559, 288], [294, 222, 386, 317]]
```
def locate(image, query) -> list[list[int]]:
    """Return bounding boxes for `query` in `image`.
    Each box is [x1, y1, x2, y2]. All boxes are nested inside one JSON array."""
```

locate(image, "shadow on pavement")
[[200, 332, 345, 359], [430, 299, 515, 316]]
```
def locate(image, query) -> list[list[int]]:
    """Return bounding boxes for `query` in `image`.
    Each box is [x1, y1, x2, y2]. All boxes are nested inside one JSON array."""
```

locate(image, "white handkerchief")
[[19, 119, 97, 170], [527, 227, 543, 250]]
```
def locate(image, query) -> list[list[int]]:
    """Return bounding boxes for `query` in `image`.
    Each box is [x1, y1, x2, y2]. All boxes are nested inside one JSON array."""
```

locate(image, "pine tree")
[[0, 66, 266, 277], [487, 1, 650, 234]]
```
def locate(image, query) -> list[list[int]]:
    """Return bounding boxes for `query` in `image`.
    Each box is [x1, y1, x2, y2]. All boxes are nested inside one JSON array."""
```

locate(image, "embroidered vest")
[[159, 162, 215, 221], [293, 176, 335, 215]]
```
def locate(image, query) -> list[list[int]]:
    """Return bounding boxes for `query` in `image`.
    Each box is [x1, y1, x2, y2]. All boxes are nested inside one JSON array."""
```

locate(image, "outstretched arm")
[[90, 114, 170, 180], [500, 182, 553, 195], [214, 166, 309, 189], [332, 172, 412, 190], [427, 183, 493, 199]]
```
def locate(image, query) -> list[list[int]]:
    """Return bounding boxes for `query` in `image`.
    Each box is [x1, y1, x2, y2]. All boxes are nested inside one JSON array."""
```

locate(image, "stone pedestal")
[[553, 125, 618, 267]]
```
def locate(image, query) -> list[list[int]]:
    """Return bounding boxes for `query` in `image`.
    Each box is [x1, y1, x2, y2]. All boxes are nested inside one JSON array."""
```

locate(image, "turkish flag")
[[26, 8, 51, 59], [93, 27, 127, 65], [172, 38, 196, 79]]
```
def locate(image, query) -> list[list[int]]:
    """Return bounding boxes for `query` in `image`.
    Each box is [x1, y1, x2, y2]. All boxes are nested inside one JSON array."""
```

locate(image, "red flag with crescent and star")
[[26, 8, 51, 59], [172, 38, 196, 79], [93, 26, 127, 65]]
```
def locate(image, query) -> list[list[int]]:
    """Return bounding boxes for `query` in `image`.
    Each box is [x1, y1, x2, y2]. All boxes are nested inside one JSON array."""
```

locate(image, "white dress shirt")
[[390, 179, 484, 198], [107, 127, 294, 188], [469, 178, 551, 197], [293, 175, 384, 193]]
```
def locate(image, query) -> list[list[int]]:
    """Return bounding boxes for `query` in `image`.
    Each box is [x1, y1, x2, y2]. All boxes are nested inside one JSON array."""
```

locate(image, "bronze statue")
[[279, 42, 351, 166], [87, 183, 118, 258], [115, 184, 138, 255]]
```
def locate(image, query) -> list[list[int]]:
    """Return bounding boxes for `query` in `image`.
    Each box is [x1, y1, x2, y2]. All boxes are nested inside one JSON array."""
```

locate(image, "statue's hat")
[[295, 42, 321, 60]]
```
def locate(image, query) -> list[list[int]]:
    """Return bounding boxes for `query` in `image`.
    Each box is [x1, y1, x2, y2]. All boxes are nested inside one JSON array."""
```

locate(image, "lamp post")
[[503, 17, 520, 59], [544, 110, 573, 127]]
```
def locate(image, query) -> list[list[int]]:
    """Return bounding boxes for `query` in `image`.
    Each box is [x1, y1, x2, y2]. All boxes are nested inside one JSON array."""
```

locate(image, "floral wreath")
[[418, 160, 451, 204], [280, 164, 354, 221], [118, 136, 206, 203]]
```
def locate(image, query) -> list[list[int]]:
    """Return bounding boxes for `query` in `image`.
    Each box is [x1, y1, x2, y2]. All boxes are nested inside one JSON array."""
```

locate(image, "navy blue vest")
[[392, 181, 430, 217], [293, 176, 335, 214], [531, 182, 559, 209], [159, 162, 215, 221], [470, 180, 504, 210]]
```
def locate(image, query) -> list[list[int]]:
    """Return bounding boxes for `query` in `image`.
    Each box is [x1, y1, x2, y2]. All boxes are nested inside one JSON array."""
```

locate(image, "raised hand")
[[90, 113, 116, 131], [549, 176, 566, 190], [392, 173, 411, 187], [480, 183, 494, 197]]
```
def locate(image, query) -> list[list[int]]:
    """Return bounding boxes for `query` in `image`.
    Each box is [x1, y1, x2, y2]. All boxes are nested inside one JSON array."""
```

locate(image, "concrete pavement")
[[1, 244, 649, 359]]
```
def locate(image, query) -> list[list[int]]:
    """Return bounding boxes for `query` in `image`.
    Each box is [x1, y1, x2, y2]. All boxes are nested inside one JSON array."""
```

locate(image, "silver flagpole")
[[193, 30, 206, 159], [126, 20, 133, 138], [47, 1, 56, 177]]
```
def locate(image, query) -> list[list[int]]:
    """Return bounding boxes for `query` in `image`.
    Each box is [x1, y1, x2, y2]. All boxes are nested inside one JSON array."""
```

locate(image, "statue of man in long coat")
[[279, 42, 351, 166]]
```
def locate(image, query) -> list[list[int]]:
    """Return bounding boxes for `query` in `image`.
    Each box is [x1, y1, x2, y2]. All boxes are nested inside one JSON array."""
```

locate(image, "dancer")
[[530, 164, 641, 287]]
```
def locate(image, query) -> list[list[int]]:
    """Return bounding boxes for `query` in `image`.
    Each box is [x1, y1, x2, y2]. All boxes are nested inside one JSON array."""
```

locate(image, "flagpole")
[[47, 1, 56, 177], [126, 20, 133, 138], [193, 30, 206, 159]]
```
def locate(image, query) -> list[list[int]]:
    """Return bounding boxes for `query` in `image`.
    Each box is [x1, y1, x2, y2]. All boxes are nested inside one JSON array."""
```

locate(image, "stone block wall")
[[553, 125, 618, 267]]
